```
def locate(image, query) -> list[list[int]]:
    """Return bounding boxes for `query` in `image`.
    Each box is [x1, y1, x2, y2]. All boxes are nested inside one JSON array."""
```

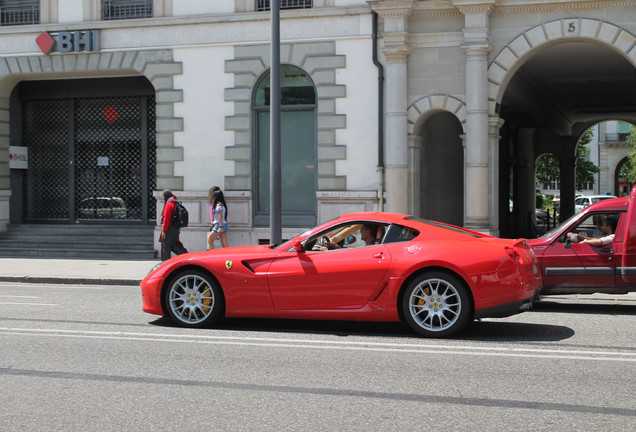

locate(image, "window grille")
[[102, 0, 153, 21], [22, 95, 156, 222], [256, 0, 313, 11], [0, 0, 39, 26], [604, 133, 629, 143]]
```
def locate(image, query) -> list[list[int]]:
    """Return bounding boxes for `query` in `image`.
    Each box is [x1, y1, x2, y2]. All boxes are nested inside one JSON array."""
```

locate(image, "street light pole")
[[270, 0, 282, 245]]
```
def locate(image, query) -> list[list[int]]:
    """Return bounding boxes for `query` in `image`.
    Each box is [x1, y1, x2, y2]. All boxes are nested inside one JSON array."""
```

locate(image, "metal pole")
[[270, 0, 282, 244]]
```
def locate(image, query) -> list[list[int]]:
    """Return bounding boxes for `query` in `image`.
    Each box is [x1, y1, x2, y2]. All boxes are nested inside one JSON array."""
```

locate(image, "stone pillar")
[[374, 2, 413, 214], [0, 97, 9, 232], [383, 40, 410, 214], [559, 139, 578, 222], [408, 134, 422, 216], [517, 128, 536, 237], [458, 3, 493, 232], [488, 116, 505, 236]]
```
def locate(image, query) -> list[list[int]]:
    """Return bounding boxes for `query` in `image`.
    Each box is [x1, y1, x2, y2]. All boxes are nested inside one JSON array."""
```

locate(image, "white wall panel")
[[173, 0, 234, 16], [58, 0, 83, 23], [173, 46, 235, 191], [335, 37, 379, 191]]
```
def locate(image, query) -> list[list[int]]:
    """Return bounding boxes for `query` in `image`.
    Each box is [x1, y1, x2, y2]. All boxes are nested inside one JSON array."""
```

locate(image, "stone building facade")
[[0, 0, 635, 253]]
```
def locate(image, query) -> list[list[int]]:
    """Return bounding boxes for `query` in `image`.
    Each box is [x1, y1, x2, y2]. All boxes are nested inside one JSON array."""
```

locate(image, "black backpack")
[[170, 200, 189, 228]]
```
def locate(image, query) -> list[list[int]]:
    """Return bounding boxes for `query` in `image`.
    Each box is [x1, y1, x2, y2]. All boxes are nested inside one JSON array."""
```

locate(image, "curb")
[[0, 276, 141, 286]]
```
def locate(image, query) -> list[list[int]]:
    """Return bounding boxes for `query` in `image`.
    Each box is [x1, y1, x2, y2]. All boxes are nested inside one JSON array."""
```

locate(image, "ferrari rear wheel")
[[164, 270, 224, 328], [402, 272, 471, 338]]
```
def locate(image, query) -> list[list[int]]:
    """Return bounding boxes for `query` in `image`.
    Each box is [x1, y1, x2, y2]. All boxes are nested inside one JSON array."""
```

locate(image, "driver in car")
[[313, 224, 383, 251], [566, 216, 617, 247]]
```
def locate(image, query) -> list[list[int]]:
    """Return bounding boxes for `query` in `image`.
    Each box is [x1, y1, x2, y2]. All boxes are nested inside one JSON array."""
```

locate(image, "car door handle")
[[600, 248, 613, 254], [373, 252, 384, 259]]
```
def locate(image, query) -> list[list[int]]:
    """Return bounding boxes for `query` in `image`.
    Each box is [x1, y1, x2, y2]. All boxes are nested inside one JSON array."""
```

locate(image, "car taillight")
[[506, 247, 522, 263]]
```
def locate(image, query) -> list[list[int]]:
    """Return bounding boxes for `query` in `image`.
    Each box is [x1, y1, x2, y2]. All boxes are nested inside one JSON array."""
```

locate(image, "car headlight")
[[146, 262, 163, 277]]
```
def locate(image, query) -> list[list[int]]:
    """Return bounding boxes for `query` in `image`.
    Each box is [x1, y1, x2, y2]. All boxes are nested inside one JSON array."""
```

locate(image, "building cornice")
[[491, 0, 636, 15], [406, 0, 636, 18], [451, 0, 496, 15], [370, 0, 415, 18]]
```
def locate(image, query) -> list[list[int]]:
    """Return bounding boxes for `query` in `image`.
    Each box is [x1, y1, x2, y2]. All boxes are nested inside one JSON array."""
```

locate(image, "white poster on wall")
[[9, 146, 28, 169]]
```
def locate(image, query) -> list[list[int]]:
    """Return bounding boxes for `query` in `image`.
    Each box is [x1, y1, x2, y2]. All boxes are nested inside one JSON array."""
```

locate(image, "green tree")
[[627, 125, 636, 183], [535, 153, 559, 189], [575, 128, 600, 190], [535, 128, 600, 191]]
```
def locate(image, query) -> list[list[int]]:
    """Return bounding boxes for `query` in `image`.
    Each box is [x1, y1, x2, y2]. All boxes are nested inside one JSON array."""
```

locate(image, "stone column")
[[517, 128, 536, 237], [559, 138, 578, 222], [408, 134, 423, 216], [0, 97, 9, 232], [374, 2, 413, 215], [383, 39, 410, 214], [458, 2, 494, 233], [488, 116, 505, 236]]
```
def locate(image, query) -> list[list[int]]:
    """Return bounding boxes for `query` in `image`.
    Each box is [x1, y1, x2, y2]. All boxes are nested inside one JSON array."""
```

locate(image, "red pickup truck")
[[528, 185, 636, 295]]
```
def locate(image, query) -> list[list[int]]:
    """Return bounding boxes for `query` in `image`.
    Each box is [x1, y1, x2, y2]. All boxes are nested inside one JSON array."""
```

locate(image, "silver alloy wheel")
[[167, 273, 216, 325], [408, 277, 462, 332]]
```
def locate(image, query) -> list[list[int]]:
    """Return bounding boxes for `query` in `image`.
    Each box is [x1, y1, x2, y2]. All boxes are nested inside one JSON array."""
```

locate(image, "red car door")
[[267, 244, 391, 310], [541, 212, 622, 290], [541, 241, 616, 289]]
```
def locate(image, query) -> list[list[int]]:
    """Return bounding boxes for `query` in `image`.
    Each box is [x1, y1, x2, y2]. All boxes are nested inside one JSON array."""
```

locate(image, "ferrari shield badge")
[[225, 260, 233, 270]]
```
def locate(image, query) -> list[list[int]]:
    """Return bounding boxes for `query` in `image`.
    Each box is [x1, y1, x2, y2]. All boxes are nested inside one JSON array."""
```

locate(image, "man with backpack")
[[160, 189, 188, 260]]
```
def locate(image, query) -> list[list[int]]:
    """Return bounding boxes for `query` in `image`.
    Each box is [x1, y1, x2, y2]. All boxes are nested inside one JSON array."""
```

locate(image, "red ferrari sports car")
[[141, 212, 541, 337]]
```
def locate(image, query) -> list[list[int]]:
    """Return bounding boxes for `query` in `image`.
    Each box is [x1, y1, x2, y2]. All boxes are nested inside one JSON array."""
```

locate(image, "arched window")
[[253, 66, 317, 227]]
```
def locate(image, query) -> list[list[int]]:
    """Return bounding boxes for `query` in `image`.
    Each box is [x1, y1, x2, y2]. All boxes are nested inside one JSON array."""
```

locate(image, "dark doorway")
[[616, 157, 634, 197], [419, 112, 464, 226], [10, 77, 156, 224]]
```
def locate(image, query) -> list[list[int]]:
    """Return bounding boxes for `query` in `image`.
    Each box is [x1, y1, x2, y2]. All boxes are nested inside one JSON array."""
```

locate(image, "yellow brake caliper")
[[416, 286, 430, 310], [201, 284, 212, 312]]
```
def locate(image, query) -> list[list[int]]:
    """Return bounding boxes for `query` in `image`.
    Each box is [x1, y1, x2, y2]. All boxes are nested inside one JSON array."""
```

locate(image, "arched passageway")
[[616, 158, 635, 197], [495, 34, 636, 238]]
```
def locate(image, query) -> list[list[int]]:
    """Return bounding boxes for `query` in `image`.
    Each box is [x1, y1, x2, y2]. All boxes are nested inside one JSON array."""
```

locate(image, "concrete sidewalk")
[[1, 258, 636, 303], [0, 258, 159, 286]]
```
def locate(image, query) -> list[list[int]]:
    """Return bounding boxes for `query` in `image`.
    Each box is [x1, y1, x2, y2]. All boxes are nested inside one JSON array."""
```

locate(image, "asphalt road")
[[0, 282, 634, 431]]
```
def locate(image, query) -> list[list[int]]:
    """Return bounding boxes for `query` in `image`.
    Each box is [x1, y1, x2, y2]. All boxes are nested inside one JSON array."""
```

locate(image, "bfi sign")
[[36, 30, 100, 54]]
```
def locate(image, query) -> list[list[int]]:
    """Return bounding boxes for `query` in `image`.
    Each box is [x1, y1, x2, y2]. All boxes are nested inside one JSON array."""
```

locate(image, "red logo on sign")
[[102, 105, 119, 125], [36, 32, 55, 54]]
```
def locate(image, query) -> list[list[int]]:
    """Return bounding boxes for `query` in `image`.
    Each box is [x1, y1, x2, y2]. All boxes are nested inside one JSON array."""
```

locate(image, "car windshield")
[[273, 229, 313, 250], [539, 213, 581, 239]]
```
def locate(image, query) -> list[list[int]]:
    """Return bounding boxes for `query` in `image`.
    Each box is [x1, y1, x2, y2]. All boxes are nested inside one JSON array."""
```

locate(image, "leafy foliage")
[[536, 128, 600, 190], [627, 125, 636, 183]]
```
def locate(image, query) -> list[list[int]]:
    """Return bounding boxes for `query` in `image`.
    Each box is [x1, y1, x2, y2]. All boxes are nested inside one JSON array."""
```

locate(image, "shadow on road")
[[460, 320, 574, 342], [151, 316, 412, 338], [533, 300, 636, 316], [150, 316, 574, 342]]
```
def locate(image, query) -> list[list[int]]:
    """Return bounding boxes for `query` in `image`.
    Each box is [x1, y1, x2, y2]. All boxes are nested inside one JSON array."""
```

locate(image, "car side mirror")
[[292, 239, 304, 253], [564, 236, 572, 247]]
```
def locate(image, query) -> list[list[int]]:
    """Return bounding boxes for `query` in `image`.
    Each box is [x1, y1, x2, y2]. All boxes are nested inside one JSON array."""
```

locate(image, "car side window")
[[305, 222, 388, 252], [383, 224, 420, 244], [565, 212, 620, 242]]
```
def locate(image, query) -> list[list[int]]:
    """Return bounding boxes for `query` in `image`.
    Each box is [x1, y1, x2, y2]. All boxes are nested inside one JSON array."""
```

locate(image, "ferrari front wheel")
[[164, 270, 224, 328], [402, 272, 471, 338]]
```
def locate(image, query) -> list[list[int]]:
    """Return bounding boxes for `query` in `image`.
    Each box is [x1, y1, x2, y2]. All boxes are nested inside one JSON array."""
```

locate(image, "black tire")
[[401, 272, 471, 338], [164, 270, 224, 328]]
